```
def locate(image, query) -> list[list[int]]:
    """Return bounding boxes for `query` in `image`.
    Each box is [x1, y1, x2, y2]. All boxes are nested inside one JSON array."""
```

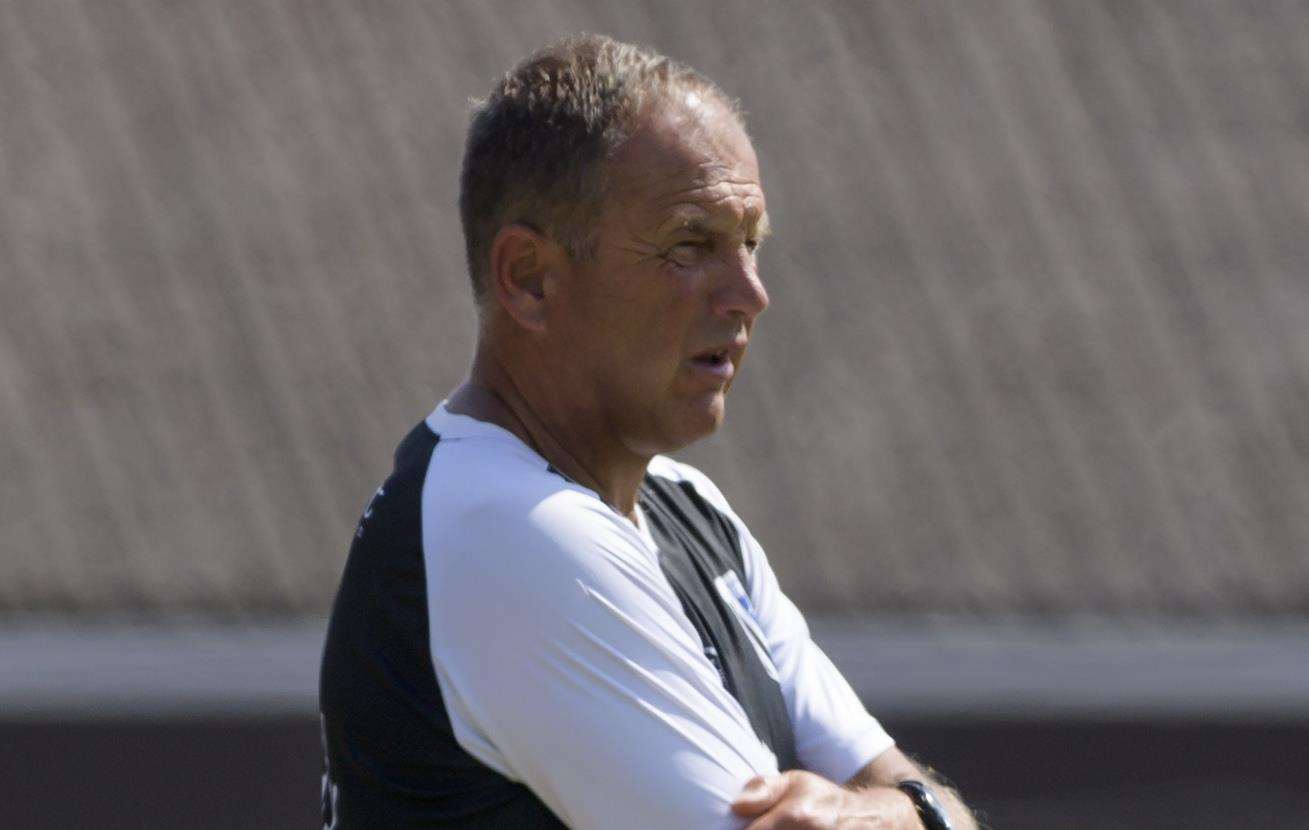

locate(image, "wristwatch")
[[895, 779, 954, 830]]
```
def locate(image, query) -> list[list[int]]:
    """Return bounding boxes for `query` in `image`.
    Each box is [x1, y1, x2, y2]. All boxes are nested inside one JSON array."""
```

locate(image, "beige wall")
[[4, 1, 1308, 615]]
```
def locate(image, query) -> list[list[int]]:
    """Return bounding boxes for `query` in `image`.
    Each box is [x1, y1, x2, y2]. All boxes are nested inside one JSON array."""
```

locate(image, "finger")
[[742, 811, 788, 830], [731, 774, 783, 816], [740, 796, 812, 830]]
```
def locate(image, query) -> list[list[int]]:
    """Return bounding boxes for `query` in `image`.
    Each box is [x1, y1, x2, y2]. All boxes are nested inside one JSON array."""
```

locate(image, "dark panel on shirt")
[[319, 422, 565, 828], [641, 474, 800, 772]]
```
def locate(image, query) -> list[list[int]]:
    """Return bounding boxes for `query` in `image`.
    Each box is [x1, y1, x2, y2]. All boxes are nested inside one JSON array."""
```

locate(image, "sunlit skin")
[[448, 93, 770, 522]]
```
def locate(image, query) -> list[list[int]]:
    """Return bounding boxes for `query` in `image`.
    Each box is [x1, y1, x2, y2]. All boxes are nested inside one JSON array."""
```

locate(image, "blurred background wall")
[[3, 1, 1308, 827]]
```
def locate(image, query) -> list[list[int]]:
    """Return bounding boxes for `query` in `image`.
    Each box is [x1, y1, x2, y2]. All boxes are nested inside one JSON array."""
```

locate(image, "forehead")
[[603, 97, 766, 231]]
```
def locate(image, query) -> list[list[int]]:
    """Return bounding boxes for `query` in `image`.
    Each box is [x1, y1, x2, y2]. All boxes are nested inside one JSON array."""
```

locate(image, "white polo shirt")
[[319, 403, 893, 828]]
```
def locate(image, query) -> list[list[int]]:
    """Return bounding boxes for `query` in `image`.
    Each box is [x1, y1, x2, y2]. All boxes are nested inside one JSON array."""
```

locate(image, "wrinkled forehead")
[[603, 96, 767, 232]]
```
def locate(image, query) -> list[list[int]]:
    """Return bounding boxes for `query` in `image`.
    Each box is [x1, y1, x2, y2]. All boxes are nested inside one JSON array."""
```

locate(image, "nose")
[[711, 248, 770, 320]]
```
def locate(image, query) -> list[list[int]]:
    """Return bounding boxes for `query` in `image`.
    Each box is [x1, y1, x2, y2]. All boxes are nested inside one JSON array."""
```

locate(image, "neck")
[[445, 350, 651, 521]]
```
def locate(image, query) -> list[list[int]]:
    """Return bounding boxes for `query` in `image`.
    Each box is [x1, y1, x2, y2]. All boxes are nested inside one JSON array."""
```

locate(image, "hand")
[[731, 770, 922, 829]]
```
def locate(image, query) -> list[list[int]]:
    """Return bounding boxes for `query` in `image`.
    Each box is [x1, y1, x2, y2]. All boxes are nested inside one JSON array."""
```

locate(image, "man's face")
[[546, 94, 770, 457]]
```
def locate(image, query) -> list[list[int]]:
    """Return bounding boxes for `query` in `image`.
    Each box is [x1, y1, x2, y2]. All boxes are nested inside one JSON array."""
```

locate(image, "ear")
[[487, 224, 561, 333]]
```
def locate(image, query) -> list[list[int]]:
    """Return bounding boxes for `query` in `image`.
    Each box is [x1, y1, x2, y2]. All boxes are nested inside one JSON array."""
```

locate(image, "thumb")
[[731, 774, 783, 816]]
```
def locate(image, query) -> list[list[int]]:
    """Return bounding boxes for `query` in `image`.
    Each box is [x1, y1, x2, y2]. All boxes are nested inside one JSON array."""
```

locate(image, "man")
[[320, 34, 978, 829]]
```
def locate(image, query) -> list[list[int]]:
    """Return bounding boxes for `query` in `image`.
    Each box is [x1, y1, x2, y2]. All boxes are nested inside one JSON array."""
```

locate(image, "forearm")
[[837, 780, 977, 830], [732, 759, 981, 830], [845, 750, 980, 830], [923, 774, 978, 830]]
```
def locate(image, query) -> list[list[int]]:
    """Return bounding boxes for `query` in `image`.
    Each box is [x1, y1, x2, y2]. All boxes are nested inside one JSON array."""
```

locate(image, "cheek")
[[641, 305, 698, 369], [576, 266, 703, 374], [616, 322, 685, 379]]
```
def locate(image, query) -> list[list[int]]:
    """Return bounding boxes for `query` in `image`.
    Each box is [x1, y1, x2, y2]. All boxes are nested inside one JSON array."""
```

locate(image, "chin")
[[701, 394, 728, 432], [668, 394, 727, 450], [632, 388, 730, 456]]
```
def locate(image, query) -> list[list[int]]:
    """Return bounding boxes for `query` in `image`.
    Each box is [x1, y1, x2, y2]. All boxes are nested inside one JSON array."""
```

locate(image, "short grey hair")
[[458, 33, 740, 302]]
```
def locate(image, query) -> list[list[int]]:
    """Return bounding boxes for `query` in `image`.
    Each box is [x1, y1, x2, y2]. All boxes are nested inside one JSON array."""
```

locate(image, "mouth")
[[691, 349, 731, 368], [688, 342, 744, 381]]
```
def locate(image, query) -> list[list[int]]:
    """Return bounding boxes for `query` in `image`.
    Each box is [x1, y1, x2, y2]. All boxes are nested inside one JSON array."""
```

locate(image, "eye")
[[744, 238, 760, 253], [665, 239, 712, 266]]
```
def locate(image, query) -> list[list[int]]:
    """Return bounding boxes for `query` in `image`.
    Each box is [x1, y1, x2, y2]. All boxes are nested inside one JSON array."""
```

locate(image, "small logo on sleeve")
[[713, 572, 779, 681]]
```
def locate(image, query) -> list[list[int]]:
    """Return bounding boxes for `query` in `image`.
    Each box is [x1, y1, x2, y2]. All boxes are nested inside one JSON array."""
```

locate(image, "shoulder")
[[427, 469, 642, 590], [645, 455, 773, 595], [646, 454, 736, 517], [646, 455, 758, 551], [421, 407, 658, 602]]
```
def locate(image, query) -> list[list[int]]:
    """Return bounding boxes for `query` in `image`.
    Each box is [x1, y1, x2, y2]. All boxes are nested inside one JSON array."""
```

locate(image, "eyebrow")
[[662, 208, 772, 240]]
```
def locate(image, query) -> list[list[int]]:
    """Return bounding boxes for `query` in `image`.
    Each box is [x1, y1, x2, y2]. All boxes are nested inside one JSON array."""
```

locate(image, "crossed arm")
[[428, 460, 980, 828], [732, 745, 979, 830]]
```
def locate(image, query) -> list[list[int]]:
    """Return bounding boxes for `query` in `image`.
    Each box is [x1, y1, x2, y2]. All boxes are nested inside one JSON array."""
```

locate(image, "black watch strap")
[[896, 779, 955, 830]]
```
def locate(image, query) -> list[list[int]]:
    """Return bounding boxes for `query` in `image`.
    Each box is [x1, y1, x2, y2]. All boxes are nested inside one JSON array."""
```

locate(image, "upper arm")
[[424, 490, 779, 830], [742, 534, 896, 781], [664, 463, 896, 782]]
